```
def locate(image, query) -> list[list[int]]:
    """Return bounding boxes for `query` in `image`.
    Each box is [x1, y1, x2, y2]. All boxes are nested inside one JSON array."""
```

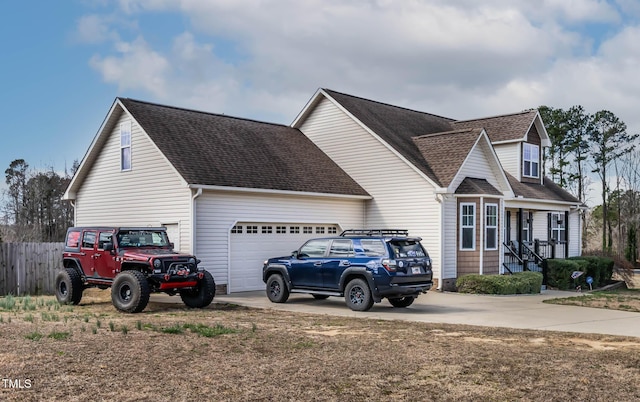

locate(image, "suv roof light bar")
[[339, 229, 409, 237]]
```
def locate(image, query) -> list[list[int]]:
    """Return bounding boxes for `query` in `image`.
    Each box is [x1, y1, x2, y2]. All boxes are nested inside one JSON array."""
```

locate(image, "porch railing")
[[502, 241, 543, 274]]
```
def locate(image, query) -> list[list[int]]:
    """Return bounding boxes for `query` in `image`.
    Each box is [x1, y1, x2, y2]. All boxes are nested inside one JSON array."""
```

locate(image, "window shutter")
[[547, 213, 552, 241]]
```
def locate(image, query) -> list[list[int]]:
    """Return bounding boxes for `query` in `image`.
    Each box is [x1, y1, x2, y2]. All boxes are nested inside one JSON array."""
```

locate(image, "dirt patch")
[[1, 289, 639, 401]]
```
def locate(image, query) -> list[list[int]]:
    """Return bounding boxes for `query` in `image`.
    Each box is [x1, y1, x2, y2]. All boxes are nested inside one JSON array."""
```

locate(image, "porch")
[[501, 207, 572, 277]]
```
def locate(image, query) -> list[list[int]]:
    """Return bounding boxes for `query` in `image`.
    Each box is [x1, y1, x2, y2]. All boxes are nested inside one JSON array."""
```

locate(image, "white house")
[[64, 89, 583, 292]]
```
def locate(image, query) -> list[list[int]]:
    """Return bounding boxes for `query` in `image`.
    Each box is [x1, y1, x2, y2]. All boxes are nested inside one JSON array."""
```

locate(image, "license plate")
[[411, 266, 421, 274]]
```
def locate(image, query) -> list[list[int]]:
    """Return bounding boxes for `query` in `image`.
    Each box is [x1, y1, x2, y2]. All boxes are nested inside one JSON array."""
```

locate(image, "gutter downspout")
[[435, 192, 446, 291], [191, 187, 202, 256]]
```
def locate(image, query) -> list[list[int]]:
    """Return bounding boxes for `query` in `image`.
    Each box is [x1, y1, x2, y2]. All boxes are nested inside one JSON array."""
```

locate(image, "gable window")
[[549, 212, 566, 242], [460, 203, 476, 250], [523, 143, 539, 178], [485, 204, 498, 250], [120, 121, 132, 171]]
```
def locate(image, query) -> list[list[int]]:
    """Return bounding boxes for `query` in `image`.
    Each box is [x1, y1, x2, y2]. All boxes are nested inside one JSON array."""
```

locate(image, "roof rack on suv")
[[339, 229, 409, 237]]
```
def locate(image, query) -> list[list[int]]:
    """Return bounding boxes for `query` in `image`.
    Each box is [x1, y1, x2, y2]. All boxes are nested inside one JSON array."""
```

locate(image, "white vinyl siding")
[[441, 196, 458, 279], [298, 96, 442, 280], [493, 143, 520, 180], [75, 113, 192, 253], [452, 139, 504, 192], [569, 210, 581, 257], [195, 190, 364, 290]]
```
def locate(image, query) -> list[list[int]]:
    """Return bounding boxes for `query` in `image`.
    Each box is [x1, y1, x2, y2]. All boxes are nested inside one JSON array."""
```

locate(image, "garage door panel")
[[229, 223, 338, 292]]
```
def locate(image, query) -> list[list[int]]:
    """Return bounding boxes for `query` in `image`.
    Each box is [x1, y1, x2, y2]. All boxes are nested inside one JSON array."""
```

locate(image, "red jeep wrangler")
[[55, 227, 215, 313]]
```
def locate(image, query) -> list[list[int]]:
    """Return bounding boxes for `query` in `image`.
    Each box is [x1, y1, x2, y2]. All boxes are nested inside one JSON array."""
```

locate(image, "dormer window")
[[120, 121, 132, 171], [523, 143, 539, 178]]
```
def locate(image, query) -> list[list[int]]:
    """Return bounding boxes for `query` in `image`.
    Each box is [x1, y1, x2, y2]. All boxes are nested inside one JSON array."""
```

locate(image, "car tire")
[[345, 278, 373, 311], [266, 274, 289, 303], [55, 268, 84, 305], [180, 270, 216, 308], [111, 271, 150, 313], [312, 294, 330, 300], [388, 296, 415, 308]]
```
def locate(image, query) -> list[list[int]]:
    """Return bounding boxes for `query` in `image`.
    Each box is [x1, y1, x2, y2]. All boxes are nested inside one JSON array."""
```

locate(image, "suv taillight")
[[381, 259, 397, 272]]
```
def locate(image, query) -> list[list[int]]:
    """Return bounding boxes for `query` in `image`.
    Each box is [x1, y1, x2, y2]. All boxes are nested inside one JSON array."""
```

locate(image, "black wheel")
[[111, 271, 150, 313], [55, 268, 84, 305], [344, 278, 373, 311], [180, 270, 216, 308], [388, 296, 415, 308], [266, 274, 289, 303], [312, 294, 330, 300]]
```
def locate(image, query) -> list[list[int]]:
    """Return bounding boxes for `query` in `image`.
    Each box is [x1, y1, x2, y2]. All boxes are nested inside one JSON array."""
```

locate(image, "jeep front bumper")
[[149, 271, 205, 290]]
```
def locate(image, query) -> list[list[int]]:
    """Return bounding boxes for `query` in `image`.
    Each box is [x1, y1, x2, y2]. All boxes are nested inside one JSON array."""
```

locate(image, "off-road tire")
[[180, 270, 216, 308], [55, 268, 84, 305], [312, 294, 330, 300], [388, 296, 415, 308], [266, 274, 289, 303], [111, 270, 150, 313], [345, 278, 373, 311]]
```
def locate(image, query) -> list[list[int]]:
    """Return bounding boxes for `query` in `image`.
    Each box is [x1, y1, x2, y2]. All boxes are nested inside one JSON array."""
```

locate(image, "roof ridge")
[[322, 88, 456, 122], [455, 108, 537, 123], [414, 128, 480, 139], [118, 97, 290, 128]]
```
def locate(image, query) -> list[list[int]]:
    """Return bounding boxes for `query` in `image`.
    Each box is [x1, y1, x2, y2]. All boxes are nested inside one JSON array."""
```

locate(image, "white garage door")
[[229, 223, 339, 292]]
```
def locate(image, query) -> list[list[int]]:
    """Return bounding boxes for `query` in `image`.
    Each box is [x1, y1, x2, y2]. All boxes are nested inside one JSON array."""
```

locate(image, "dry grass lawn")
[[1, 288, 639, 401], [543, 288, 640, 312]]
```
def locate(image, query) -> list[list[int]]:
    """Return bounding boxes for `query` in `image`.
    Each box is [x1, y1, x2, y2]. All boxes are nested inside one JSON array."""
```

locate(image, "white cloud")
[[89, 36, 170, 98], [75, 14, 117, 44], [80, 0, 640, 133]]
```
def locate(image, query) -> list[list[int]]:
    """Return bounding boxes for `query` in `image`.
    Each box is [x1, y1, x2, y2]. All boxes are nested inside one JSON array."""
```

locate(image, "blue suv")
[[262, 229, 433, 311]]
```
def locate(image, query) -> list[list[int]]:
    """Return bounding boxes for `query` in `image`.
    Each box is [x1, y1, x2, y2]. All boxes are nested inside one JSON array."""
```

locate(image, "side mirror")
[[291, 250, 299, 259], [169, 242, 175, 250], [103, 242, 114, 252]]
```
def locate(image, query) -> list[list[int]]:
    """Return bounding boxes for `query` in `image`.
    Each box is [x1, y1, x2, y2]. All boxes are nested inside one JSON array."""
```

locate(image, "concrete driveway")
[[207, 289, 640, 338]]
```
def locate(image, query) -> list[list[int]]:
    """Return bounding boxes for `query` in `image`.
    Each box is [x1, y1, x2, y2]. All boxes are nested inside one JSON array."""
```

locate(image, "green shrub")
[[456, 272, 542, 294], [546, 256, 614, 290]]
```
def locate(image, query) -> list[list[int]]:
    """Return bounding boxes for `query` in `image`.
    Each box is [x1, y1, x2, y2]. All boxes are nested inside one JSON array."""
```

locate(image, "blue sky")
[[2, 0, 640, 205]]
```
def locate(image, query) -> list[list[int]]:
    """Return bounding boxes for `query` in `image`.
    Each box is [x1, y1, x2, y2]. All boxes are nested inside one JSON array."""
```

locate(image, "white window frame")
[[120, 121, 132, 171], [460, 202, 476, 251], [485, 203, 498, 250], [523, 143, 539, 178], [550, 212, 566, 242]]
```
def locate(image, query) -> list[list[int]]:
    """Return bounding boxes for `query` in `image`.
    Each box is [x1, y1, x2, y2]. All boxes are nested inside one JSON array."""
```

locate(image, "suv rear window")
[[389, 240, 427, 258], [360, 239, 386, 257]]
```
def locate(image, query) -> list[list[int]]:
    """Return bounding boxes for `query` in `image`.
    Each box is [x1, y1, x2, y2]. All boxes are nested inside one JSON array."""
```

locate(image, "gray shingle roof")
[[506, 173, 581, 203], [453, 110, 538, 143], [324, 89, 455, 186], [119, 98, 369, 197], [455, 178, 502, 196], [412, 128, 483, 187]]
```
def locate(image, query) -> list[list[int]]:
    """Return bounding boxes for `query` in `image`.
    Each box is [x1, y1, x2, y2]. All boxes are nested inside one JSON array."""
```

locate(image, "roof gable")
[[453, 110, 542, 144], [318, 89, 456, 187], [412, 128, 483, 187], [66, 98, 370, 199]]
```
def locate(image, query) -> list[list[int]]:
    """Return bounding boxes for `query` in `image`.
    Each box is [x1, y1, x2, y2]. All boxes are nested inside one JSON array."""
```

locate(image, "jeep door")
[[321, 239, 355, 290], [79, 230, 98, 276], [94, 231, 116, 278], [288, 239, 329, 288]]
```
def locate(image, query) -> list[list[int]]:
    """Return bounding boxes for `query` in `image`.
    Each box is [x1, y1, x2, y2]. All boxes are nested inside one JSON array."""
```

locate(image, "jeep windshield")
[[389, 239, 428, 258], [116, 229, 170, 248]]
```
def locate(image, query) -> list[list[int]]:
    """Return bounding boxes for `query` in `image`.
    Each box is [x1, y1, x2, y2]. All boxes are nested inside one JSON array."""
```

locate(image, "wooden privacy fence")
[[0, 243, 64, 296]]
